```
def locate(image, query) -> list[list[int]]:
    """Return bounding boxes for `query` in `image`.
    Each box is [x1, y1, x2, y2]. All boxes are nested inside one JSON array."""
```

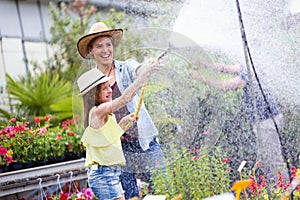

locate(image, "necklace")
[[107, 64, 113, 77], [100, 64, 113, 77], [107, 64, 116, 86]]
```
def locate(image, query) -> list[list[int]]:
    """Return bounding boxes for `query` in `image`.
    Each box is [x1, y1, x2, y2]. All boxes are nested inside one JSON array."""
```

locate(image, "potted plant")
[[61, 117, 85, 161], [0, 147, 13, 173]]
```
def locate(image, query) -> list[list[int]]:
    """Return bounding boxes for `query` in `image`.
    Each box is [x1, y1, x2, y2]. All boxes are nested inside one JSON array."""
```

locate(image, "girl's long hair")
[[82, 84, 102, 128]]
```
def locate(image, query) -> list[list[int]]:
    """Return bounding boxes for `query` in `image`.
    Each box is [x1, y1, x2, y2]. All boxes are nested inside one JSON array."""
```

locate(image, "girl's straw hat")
[[77, 68, 111, 96], [77, 22, 123, 58]]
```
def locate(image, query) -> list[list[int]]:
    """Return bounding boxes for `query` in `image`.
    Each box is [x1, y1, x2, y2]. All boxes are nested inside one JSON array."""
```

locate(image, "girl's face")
[[90, 36, 114, 68], [98, 81, 112, 103]]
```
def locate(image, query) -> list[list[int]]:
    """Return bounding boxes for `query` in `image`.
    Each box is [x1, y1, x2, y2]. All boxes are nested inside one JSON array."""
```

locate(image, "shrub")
[[147, 146, 232, 199]]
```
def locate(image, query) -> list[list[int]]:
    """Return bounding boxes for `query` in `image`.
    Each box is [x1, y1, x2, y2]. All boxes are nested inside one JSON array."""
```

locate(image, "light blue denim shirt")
[[114, 59, 158, 150]]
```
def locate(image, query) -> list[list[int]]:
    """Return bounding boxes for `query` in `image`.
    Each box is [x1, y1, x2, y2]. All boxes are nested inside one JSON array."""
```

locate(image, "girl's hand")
[[118, 113, 137, 131]]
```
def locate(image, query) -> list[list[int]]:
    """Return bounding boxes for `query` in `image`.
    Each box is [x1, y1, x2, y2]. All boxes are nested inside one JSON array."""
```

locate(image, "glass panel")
[[40, 1, 52, 41], [25, 41, 49, 73], [0, 0, 21, 37], [2, 38, 27, 78], [19, 0, 42, 39]]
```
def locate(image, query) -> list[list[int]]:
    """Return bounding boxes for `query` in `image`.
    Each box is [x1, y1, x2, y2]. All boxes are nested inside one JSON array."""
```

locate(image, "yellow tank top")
[[81, 107, 125, 167]]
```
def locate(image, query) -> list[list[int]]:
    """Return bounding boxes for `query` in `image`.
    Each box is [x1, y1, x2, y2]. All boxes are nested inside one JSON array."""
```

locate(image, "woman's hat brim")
[[77, 29, 123, 59]]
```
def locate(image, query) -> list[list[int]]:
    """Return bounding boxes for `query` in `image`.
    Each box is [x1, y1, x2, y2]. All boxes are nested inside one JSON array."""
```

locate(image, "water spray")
[[234, 0, 293, 198]]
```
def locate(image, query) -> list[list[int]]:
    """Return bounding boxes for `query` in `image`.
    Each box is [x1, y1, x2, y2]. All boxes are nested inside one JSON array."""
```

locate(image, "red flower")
[[277, 170, 285, 188], [56, 135, 62, 141], [69, 131, 75, 136], [45, 115, 51, 122], [291, 166, 297, 179], [60, 193, 68, 200], [34, 117, 41, 124]]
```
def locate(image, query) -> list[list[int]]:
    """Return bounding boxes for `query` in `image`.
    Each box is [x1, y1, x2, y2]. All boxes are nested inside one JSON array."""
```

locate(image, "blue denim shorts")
[[88, 165, 124, 200]]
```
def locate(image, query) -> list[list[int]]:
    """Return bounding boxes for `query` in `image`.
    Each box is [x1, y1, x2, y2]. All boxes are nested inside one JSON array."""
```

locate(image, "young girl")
[[77, 61, 161, 200]]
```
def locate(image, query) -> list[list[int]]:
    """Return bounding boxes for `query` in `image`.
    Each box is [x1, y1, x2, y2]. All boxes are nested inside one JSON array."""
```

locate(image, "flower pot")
[[77, 151, 85, 159], [35, 159, 46, 167], [22, 161, 33, 169], [79, 150, 86, 158], [46, 157, 56, 165], [54, 155, 65, 163], [65, 153, 77, 161], [8, 161, 23, 171], [0, 165, 8, 173]]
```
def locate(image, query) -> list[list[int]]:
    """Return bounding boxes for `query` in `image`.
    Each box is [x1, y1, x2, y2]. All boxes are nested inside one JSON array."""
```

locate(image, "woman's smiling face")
[[90, 36, 114, 68]]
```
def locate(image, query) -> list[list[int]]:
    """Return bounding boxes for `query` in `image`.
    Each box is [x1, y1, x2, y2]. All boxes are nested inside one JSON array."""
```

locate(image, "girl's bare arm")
[[98, 61, 162, 116]]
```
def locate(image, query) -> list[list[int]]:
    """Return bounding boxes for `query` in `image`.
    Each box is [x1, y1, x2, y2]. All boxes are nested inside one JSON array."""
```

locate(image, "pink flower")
[[67, 119, 74, 125], [34, 117, 41, 124], [62, 121, 69, 130], [10, 118, 16, 123], [6, 155, 12, 164], [202, 131, 209, 135], [76, 191, 84, 197], [83, 188, 94, 197], [0, 147, 8, 155], [4, 126, 14, 133], [38, 128, 47, 135], [193, 156, 200, 161], [18, 124, 25, 131], [222, 157, 231, 163], [259, 175, 266, 188]]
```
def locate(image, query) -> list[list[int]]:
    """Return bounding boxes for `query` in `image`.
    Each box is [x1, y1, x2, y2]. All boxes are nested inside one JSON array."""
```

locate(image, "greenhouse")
[[0, 0, 300, 199]]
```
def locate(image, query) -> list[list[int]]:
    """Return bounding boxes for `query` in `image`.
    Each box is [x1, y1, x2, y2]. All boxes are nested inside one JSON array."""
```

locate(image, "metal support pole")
[[15, 0, 29, 80]]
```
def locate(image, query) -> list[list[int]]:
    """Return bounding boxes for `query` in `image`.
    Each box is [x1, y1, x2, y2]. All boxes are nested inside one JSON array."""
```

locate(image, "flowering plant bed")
[[144, 146, 300, 200], [0, 116, 85, 172]]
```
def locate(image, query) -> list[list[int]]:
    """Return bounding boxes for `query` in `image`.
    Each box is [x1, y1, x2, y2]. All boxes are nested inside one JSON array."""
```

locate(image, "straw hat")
[[77, 22, 123, 58], [77, 68, 111, 96]]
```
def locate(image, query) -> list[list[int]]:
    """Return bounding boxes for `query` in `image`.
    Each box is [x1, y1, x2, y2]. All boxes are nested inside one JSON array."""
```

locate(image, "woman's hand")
[[136, 58, 163, 77]]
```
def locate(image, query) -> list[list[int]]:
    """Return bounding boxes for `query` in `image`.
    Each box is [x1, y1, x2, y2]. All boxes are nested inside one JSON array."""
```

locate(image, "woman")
[[77, 60, 161, 200], [77, 22, 165, 199]]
